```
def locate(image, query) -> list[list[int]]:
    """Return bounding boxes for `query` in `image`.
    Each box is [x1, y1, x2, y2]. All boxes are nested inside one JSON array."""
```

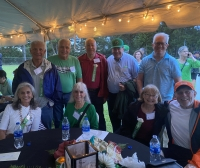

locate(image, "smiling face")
[[30, 41, 46, 62], [142, 91, 159, 106], [175, 86, 196, 109], [85, 39, 97, 58], [135, 51, 142, 60], [112, 47, 123, 60], [58, 39, 71, 60], [152, 35, 169, 57], [73, 89, 86, 103], [18, 86, 33, 107], [178, 46, 188, 58]]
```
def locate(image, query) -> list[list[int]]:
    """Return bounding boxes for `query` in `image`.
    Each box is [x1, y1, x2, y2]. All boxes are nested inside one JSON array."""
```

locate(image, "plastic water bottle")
[[82, 117, 90, 139], [62, 117, 70, 141], [150, 135, 161, 162], [14, 122, 24, 149]]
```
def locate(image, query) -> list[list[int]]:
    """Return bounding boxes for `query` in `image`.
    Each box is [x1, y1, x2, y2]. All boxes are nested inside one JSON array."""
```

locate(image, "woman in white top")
[[0, 82, 41, 140]]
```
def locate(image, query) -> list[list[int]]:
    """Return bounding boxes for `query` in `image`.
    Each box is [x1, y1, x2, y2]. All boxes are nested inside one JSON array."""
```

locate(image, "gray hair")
[[30, 41, 45, 49], [68, 82, 91, 103], [178, 46, 188, 56], [153, 32, 169, 44], [12, 82, 38, 110], [58, 39, 71, 48]]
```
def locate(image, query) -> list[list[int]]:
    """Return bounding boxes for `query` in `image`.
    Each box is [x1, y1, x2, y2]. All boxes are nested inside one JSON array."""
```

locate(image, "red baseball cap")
[[174, 81, 194, 92]]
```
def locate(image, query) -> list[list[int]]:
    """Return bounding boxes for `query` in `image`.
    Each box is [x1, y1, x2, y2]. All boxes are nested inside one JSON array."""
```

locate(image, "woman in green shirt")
[[177, 46, 200, 82], [63, 82, 98, 129]]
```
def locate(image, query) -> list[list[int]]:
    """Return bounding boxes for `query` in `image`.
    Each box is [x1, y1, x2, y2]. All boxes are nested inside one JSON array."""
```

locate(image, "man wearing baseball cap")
[[123, 45, 129, 53], [107, 38, 139, 133], [163, 81, 200, 167]]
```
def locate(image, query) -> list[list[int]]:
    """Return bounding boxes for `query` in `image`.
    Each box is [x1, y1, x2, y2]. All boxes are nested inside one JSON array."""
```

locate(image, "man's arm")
[[136, 73, 144, 96], [0, 130, 6, 140]]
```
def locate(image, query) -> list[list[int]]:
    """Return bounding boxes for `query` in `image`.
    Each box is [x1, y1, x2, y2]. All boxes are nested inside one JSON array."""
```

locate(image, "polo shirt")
[[139, 52, 181, 101], [107, 52, 139, 93], [48, 55, 82, 93], [0, 79, 13, 95]]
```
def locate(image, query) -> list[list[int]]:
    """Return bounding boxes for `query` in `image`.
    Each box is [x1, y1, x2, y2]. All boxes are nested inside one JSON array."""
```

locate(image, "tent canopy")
[[0, 0, 200, 46]]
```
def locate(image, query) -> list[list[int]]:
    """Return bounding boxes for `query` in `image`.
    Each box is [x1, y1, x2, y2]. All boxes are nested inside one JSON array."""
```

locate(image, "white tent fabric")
[[0, 0, 200, 46]]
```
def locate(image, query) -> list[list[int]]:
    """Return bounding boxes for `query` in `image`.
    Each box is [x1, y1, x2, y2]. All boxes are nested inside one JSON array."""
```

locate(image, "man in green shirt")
[[48, 39, 82, 128], [0, 70, 13, 101]]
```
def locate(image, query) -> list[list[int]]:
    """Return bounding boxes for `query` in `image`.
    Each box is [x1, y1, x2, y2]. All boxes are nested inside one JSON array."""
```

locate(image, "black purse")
[[73, 104, 90, 128]]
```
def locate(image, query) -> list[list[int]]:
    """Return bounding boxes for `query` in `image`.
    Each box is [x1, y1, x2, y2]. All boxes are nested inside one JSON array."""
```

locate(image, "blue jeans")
[[53, 92, 71, 128], [41, 105, 53, 129]]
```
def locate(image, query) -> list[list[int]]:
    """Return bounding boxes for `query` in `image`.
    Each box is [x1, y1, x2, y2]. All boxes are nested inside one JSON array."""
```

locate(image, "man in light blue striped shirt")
[[107, 38, 138, 132]]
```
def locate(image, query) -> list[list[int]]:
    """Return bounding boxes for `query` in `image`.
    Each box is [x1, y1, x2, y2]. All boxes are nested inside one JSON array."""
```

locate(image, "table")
[[0, 128, 181, 168]]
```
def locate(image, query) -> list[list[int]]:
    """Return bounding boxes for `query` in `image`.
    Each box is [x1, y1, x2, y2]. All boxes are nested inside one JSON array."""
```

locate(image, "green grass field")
[[3, 65, 113, 132]]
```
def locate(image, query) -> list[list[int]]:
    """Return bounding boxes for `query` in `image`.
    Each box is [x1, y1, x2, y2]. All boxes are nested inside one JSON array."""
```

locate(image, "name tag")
[[73, 111, 80, 120], [70, 66, 75, 72], [146, 112, 155, 120], [34, 67, 42, 75], [94, 58, 100, 63]]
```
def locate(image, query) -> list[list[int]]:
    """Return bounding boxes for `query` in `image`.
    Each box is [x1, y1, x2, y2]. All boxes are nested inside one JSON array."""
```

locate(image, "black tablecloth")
[[0, 128, 181, 168]]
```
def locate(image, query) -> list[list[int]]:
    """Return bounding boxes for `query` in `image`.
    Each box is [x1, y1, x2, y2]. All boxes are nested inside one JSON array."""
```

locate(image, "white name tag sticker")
[[93, 58, 100, 63], [73, 111, 80, 120], [34, 67, 42, 75], [146, 111, 155, 120], [70, 66, 75, 72]]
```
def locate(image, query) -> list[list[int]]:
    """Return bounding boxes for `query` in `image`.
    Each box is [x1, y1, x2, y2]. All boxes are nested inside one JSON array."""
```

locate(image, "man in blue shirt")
[[107, 38, 138, 133], [137, 32, 181, 102]]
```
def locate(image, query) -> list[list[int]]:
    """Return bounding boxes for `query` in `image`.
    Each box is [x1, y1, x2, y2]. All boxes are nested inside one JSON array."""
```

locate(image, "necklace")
[[19, 106, 32, 123]]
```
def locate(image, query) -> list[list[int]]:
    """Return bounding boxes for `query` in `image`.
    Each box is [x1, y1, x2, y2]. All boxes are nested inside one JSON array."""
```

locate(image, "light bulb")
[[94, 27, 97, 31], [118, 18, 122, 22]]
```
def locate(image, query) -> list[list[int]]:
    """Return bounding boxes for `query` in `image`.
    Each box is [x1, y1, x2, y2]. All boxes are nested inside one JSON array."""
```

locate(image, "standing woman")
[[133, 50, 143, 65], [120, 84, 168, 146], [0, 82, 41, 140], [63, 82, 98, 129], [177, 46, 200, 82]]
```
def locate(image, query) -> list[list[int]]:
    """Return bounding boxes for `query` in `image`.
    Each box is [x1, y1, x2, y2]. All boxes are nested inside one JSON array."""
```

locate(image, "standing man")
[[107, 38, 139, 133], [78, 38, 108, 131], [48, 39, 82, 128], [137, 32, 181, 102], [164, 81, 200, 167], [191, 51, 200, 86], [12, 41, 62, 129]]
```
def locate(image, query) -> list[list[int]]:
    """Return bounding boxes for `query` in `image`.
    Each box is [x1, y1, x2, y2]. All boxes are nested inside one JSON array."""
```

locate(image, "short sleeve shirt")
[[0, 79, 13, 95], [48, 55, 82, 93], [139, 52, 181, 101]]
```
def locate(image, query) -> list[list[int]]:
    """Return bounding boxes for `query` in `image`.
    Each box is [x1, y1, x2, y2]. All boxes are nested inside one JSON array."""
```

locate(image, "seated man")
[[163, 81, 200, 167], [0, 70, 13, 101]]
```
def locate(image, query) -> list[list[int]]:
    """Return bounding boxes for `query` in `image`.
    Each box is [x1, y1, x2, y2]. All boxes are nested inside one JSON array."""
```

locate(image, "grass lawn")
[[3, 64, 113, 132]]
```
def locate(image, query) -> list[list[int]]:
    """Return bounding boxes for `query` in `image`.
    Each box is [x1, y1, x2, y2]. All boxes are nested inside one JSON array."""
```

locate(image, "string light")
[[118, 18, 122, 22], [94, 27, 97, 31], [80, 26, 82, 31], [127, 19, 130, 23], [177, 6, 181, 12], [84, 23, 87, 27], [102, 16, 107, 26], [151, 15, 154, 21], [143, 8, 149, 19], [167, 5, 172, 10], [10, 35, 13, 38], [40, 30, 44, 35]]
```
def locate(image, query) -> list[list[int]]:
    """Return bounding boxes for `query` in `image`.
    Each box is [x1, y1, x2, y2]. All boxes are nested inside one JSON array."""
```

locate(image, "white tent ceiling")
[[0, 0, 200, 47]]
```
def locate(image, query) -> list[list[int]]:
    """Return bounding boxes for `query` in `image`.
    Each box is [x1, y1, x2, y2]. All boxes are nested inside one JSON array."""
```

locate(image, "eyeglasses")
[[154, 42, 167, 46], [144, 93, 158, 98], [176, 90, 194, 95]]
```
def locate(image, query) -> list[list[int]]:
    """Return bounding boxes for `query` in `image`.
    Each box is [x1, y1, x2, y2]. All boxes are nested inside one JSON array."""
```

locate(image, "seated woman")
[[120, 84, 169, 146], [0, 82, 41, 140], [63, 82, 98, 129]]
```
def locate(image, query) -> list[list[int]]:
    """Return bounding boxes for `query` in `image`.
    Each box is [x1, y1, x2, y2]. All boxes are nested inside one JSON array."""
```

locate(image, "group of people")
[[0, 32, 199, 167]]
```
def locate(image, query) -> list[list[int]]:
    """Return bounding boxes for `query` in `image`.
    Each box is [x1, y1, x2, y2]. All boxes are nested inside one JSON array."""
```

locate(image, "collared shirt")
[[78, 53, 101, 89], [107, 52, 138, 93], [139, 52, 181, 101], [0, 79, 13, 95], [25, 59, 48, 108]]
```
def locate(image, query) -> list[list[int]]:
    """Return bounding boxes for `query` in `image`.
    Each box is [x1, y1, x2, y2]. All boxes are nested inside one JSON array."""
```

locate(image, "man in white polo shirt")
[[164, 81, 200, 167]]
